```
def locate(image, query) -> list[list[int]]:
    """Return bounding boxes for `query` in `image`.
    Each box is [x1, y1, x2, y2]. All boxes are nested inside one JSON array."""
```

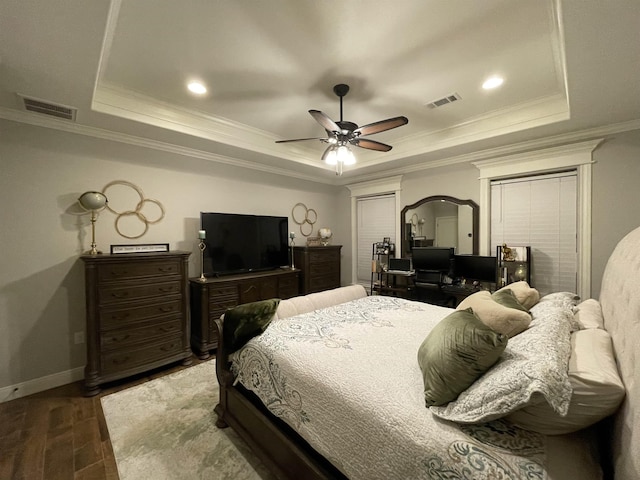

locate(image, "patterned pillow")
[[457, 290, 531, 337], [430, 299, 573, 423], [418, 308, 508, 407]]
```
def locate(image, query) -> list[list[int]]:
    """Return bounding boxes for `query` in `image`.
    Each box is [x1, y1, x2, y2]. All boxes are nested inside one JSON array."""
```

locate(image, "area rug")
[[101, 360, 276, 480]]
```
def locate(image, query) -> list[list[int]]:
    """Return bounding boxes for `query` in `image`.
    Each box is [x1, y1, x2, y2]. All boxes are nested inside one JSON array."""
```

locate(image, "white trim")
[[473, 139, 604, 299], [346, 177, 403, 284], [0, 367, 85, 403]]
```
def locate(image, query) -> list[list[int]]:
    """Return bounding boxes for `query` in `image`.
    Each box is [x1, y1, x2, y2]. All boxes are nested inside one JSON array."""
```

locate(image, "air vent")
[[425, 93, 461, 109], [19, 94, 77, 120]]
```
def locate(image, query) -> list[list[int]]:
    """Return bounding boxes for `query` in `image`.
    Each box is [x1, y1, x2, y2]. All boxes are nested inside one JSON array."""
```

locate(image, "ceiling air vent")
[[425, 93, 461, 109], [19, 94, 77, 121]]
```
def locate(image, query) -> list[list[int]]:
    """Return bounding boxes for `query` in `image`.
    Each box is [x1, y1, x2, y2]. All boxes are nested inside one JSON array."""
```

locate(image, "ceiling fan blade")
[[354, 116, 408, 136], [275, 137, 326, 143], [351, 138, 393, 152], [309, 110, 341, 133]]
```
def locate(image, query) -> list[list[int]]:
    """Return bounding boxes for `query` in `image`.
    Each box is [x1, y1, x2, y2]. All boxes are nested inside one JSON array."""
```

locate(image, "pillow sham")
[[456, 290, 531, 337], [430, 298, 573, 423], [223, 298, 280, 353], [574, 298, 604, 329], [495, 281, 540, 309], [506, 328, 625, 434], [418, 308, 508, 407]]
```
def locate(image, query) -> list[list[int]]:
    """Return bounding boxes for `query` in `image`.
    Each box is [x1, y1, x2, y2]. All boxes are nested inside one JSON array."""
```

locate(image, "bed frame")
[[214, 227, 640, 480]]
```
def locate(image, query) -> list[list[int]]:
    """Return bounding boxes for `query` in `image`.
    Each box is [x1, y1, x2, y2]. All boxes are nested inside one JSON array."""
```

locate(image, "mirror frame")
[[400, 195, 479, 256]]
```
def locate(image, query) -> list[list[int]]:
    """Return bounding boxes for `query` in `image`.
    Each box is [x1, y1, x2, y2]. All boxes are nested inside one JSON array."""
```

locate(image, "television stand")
[[189, 268, 300, 359]]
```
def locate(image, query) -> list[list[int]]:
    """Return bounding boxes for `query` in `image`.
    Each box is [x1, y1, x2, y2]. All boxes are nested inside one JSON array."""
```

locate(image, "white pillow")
[[506, 328, 625, 434], [574, 298, 605, 329]]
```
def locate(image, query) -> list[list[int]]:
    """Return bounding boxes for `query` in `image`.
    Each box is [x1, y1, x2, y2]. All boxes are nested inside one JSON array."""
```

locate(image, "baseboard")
[[0, 366, 85, 403]]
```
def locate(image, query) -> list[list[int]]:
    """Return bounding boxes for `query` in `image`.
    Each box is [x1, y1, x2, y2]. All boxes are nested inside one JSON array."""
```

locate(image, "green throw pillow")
[[491, 288, 529, 313], [418, 308, 508, 407], [223, 298, 280, 353]]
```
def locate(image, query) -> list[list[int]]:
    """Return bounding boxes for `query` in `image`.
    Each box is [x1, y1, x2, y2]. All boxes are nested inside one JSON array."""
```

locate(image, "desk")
[[372, 271, 415, 299]]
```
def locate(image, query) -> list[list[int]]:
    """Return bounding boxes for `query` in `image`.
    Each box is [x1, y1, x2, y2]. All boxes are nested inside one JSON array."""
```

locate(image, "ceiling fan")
[[276, 84, 409, 174]]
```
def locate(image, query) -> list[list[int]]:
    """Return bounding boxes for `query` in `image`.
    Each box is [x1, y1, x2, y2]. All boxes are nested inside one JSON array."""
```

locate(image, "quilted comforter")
[[231, 295, 597, 480]]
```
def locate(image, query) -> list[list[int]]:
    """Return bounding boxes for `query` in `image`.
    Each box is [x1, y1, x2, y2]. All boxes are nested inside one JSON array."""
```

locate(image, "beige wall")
[[0, 120, 346, 395], [2, 117, 640, 397]]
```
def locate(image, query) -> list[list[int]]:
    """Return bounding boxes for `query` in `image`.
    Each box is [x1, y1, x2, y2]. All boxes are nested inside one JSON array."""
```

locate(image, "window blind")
[[491, 171, 577, 295], [356, 195, 396, 286]]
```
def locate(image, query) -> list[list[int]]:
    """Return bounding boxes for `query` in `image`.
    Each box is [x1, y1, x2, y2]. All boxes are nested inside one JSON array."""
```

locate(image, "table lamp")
[[78, 191, 108, 255]]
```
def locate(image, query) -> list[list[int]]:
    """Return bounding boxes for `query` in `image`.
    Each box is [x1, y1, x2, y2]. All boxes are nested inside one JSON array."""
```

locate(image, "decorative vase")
[[319, 227, 333, 246]]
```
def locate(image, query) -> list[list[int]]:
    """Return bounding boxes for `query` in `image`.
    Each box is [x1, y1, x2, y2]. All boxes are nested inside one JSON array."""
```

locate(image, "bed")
[[214, 225, 640, 480]]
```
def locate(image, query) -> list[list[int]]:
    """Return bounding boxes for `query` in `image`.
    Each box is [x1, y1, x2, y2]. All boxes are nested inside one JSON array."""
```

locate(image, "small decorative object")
[[501, 243, 516, 261], [110, 244, 169, 254], [198, 230, 207, 281], [78, 191, 108, 255], [291, 202, 317, 237], [289, 231, 296, 269], [102, 180, 165, 239], [319, 227, 333, 246], [514, 263, 527, 281], [306, 236, 322, 247]]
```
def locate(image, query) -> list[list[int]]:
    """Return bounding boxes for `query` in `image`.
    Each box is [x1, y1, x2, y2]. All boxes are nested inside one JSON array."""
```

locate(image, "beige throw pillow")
[[495, 281, 540, 309], [457, 290, 531, 337], [574, 298, 605, 329]]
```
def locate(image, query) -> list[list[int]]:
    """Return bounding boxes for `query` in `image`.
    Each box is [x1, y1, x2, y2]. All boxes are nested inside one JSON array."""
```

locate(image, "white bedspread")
[[232, 295, 597, 480]]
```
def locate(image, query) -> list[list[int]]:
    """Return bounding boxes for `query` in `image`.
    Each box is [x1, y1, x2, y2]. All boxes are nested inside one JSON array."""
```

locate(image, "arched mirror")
[[400, 195, 479, 257]]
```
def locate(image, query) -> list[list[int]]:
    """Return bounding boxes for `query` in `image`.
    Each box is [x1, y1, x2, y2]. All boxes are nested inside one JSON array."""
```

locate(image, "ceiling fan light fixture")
[[338, 145, 356, 165], [187, 81, 207, 95]]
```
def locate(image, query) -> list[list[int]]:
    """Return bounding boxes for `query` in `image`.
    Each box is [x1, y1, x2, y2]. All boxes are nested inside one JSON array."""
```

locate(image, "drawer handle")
[[159, 325, 176, 333], [109, 270, 128, 277], [243, 285, 256, 294], [158, 267, 175, 273], [110, 313, 130, 321], [159, 306, 175, 313], [112, 356, 130, 365], [160, 343, 176, 352], [111, 292, 130, 299], [111, 334, 131, 343], [158, 286, 177, 293]]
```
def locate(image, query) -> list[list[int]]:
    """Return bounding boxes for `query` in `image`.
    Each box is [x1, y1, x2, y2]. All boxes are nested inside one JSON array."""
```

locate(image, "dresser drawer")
[[100, 317, 183, 351], [209, 298, 239, 319], [309, 272, 340, 292], [99, 281, 182, 306], [100, 299, 183, 330], [101, 335, 183, 375], [278, 274, 299, 299], [309, 261, 338, 276], [97, 259, 182, 283], [309, 250, 340, 264]]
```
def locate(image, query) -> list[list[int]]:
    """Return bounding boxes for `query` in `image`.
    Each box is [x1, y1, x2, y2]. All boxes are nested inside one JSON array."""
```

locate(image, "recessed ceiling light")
[[187, 82, 207, 95], [482, 76, 504, 90]]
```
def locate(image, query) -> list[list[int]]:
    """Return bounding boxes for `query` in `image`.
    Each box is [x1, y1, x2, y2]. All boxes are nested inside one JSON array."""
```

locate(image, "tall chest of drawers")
[[81, 251, 192, 396], [293, 245, 342, 294]]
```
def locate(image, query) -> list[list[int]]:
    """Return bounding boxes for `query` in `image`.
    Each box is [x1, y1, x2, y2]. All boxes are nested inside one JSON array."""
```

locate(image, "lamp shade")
[[78, 191, 107, 211]]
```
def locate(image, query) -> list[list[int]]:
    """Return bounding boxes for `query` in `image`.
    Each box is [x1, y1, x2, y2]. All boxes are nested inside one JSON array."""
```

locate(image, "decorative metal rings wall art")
[[292, 202, 317, 237], [102, 180, 165, 239]]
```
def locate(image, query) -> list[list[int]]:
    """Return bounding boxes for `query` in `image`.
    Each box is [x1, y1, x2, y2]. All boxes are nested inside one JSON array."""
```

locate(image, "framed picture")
[[110, 243, 169, 254]]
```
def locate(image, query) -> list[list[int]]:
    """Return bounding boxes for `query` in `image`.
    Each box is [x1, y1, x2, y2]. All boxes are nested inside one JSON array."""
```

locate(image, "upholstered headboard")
[[600, 226, 640, 480]]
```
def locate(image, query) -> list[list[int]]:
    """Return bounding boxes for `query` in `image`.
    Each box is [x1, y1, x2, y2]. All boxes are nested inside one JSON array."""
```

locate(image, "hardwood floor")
[[0, 354, 208, 480]]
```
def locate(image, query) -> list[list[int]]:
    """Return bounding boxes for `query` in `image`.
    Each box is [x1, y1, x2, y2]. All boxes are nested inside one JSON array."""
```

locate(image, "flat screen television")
[[200, 212, 289, 276], [453, 255, 497, 283], [411, 247, 454, 272]]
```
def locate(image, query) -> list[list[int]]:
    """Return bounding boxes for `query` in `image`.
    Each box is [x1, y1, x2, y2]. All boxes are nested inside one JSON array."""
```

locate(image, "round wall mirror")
[[400, 195, 479, 257]]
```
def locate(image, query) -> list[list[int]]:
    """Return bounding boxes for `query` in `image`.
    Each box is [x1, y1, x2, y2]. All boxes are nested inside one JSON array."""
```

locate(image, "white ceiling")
[[1, 0, 639, 184]]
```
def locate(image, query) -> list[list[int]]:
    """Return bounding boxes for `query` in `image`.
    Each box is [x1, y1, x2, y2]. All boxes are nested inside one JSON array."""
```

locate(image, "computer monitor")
[[453, 255, 497, 283], [411, 247, 454, 272]]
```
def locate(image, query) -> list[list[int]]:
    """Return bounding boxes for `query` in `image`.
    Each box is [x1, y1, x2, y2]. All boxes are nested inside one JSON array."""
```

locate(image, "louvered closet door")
[[356, 195, 396, 287], [491, 172, 577, 295]]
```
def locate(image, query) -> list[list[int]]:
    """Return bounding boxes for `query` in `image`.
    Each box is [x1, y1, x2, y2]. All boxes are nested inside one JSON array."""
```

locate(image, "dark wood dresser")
[[189, 268, 300, 359], [81, 251, 192, 396], [293, 245, 342, 294]]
